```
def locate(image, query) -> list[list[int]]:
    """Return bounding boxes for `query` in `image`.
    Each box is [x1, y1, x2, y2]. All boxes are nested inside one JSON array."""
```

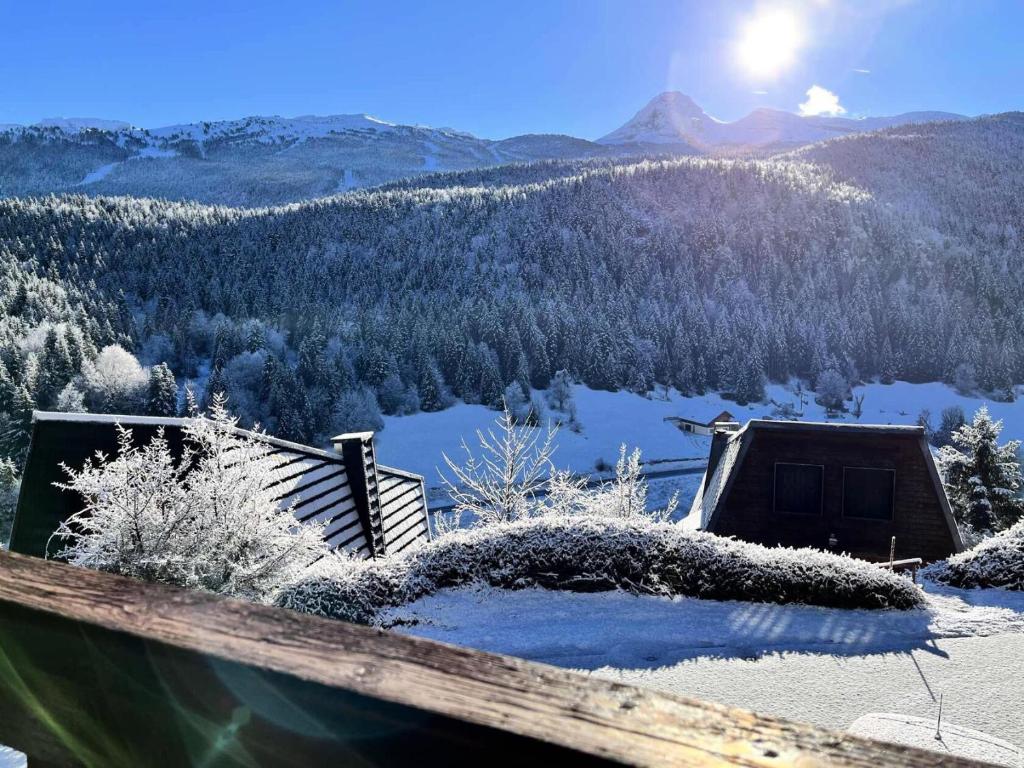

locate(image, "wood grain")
[[0, 550, 992, 767]]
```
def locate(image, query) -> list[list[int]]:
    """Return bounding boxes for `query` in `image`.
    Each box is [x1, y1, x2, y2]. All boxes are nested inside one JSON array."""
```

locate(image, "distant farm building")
[[665, 410, 736, 436], [10, 412, 430, 560], [686, 420, 963, 563]]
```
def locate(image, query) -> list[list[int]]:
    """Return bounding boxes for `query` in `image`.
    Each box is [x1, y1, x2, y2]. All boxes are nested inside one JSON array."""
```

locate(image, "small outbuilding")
[[9, 412, 431, 560], [686, 420, 963, 563], [666, 409, 736, 436]]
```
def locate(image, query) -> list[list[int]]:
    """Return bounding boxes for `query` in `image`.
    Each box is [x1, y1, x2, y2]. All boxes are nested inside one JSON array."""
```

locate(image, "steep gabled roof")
[[670, 409, 736, 428], [683, 424, 748, 530], [684, 420, 963, 552], [10, 412, 431, 560]]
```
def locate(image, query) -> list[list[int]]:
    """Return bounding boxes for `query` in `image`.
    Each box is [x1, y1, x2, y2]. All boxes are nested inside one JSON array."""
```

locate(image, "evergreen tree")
[[203, 365, 228, 410], [417, 353, 447, 412], [879, 337, 896, 385], [478, 344, 504, 409], [0, 386, 35, 464], [147, 362, 179, 417], [733, 355, 766, 406], [296, 323, 328, 387], [38, 328, 73, 407], [939, 406, 1024, 532]]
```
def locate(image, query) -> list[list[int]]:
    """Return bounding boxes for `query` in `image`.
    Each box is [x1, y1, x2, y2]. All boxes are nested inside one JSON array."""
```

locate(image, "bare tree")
[[440, 406, 558, 527]]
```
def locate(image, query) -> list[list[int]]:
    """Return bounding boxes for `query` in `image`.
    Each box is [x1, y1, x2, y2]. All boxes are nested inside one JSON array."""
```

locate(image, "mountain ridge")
[[598, 91, 967, 150], [0, 95, 972, 205]]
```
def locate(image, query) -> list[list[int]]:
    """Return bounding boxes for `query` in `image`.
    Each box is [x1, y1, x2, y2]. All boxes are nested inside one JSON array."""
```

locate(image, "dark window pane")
[[774, 463, 822, 515], [843, 468, 895, 520]]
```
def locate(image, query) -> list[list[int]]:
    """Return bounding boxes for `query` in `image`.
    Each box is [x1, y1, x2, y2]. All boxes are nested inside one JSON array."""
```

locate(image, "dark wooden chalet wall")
[[0, 550, 990, 767], [9, 415, 430, 561], [713, 427, 959, 562]]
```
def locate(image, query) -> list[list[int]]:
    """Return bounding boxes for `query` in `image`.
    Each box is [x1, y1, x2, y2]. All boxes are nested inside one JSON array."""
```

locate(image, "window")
[[843, 467, 895, 520], [773, 463, 823, 515]]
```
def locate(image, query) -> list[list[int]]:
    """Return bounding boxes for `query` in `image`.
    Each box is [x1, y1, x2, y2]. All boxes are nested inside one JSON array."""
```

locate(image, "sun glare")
[[736, 8, 803, 78]]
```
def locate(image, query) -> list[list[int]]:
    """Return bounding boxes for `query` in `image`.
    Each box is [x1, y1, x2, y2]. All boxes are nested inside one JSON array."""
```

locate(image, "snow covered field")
[[375, 379, 1024, 493], [386, 580, 1024, 746]]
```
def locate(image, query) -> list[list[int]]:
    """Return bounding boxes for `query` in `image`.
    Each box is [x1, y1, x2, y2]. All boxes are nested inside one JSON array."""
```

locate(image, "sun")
[[735, 8, 803, 79]]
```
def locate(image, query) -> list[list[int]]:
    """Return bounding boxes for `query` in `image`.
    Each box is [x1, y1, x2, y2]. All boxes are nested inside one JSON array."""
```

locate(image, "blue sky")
[[1, 0, 1021, 139]]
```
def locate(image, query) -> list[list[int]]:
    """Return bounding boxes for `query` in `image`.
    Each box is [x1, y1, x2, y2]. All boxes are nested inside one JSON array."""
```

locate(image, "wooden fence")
[[0, 550, 991, 767]]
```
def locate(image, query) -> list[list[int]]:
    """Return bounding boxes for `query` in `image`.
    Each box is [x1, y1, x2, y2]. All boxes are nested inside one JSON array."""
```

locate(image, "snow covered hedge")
[[928, 521, 1024, 590], [279, 516, 923, 625]]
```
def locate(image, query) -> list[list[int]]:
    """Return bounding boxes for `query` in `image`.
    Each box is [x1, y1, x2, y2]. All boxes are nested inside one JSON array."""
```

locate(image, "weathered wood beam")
[[0, 550, 992, 767]]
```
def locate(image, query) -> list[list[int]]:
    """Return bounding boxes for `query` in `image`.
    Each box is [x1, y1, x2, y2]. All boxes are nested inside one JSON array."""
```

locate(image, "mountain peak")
[[646, 91, 705, 113], [597, 92, 710, 146], [600, 93, 969, 151]]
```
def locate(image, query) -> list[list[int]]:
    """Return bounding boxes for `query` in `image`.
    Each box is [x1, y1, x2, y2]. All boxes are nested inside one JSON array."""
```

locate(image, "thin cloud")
[[853, 68, 871, 74], [798, 85, 847, 117], [752, 90, 769, 95]]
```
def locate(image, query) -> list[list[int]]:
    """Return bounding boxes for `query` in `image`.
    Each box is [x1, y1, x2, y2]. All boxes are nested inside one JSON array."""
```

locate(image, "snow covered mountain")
[[0, 114, 631, 206], [597, 93, 718, 148], [0, 97, 968, 205], [34, 117, 137, 133], [599, 92, 966, 152]]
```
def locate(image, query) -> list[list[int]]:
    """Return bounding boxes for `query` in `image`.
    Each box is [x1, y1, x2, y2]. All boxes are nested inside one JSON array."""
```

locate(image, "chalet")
[[665, 409, 736, 436], [685, 420, 963, 563], [9, 411, 430, 560]]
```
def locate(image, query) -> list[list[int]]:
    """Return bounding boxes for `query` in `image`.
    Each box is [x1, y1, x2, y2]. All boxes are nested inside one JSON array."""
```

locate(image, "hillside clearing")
[[375, 379, 1024, 490]]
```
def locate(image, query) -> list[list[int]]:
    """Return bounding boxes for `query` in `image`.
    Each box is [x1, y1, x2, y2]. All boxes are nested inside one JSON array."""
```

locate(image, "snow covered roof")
[[684, 425, 748, 530], [744, 419, 925, 436], [34, 410, 344, 462], [670, 409, 736, 428]]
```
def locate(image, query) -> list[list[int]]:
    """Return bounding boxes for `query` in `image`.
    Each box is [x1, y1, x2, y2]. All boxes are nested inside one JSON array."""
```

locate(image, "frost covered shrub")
[[0, 458, 18, 549], [928, 521, 1024, 590], [80, 344, 149, 414], [542, 446, 678, 522], [279, 516, 922, 625], [439, 410, 674, 530], [51, 395, 331, 601]]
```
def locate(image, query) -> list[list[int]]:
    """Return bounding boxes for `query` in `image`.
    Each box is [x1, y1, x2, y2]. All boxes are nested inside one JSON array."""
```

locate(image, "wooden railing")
[[0, 550, 990, 767]]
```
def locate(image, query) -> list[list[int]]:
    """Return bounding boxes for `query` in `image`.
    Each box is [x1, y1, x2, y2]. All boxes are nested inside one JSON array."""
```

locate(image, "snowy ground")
[[848, 713, 1021, 766], [386, 581, 1024, 746], [375, 380, 1024, 492], [0, 747, 24, 768]]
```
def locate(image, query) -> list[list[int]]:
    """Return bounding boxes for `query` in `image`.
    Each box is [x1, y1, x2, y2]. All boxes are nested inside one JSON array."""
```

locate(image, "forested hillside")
[[2, 114, 1022, 464], [792, 112, 1024, 240]]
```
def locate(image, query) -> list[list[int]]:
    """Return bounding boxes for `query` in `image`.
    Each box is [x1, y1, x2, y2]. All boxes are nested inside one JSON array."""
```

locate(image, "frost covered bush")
[[440, 409, 675, 530], [80, 344, 149, 413], [927, 521, 1024, 590], [542, 446, 677, 522], [279, 516, 922, 625], [50, 395, 331, 601], [0, 458, 19, 549]]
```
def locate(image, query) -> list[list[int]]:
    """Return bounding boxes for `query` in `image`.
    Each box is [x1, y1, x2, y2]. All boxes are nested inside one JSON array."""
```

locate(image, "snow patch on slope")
[[77, 145, 180, 186]]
